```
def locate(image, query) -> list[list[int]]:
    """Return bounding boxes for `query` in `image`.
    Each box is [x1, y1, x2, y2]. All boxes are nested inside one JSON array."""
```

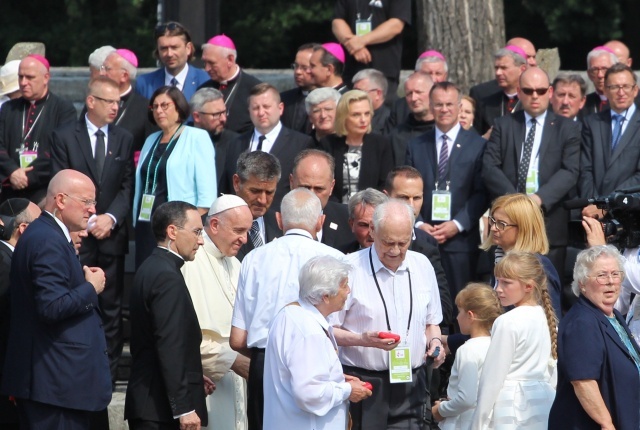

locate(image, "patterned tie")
[[611, 113, 625, 152], [437, 134, 449, 187], [170, 77, 178, 87], [256, 135, 266, 151], [249, 220, 264, 248], [517, 118, 536, 193], [94, 129, 106, 182]]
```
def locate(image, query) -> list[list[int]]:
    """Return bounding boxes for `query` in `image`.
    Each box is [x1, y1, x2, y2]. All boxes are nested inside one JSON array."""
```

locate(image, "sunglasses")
[[155, 22, 190, 40], [520, 87, 549, 96]]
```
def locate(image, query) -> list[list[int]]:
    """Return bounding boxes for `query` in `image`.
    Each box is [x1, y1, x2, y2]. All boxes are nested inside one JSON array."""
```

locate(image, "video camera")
[[565, 186, 640, 249]]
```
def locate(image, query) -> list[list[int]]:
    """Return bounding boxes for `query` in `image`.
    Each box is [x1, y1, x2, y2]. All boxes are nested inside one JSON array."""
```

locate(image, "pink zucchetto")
[[26, 54, 50, 71], [419, 50, 446, 61], [504, 45, 527, 61], [322, 43, 345, 64], [207, 34, 236, 50], [116, 49, 138, 68], [592, 45, 616, 55]]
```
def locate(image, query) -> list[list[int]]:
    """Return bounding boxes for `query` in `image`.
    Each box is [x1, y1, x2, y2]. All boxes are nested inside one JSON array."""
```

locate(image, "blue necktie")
[[611, 113, 624, 152]]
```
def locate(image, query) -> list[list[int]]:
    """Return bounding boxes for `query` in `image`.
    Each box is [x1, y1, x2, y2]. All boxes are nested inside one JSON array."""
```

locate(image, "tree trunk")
[[415, 0, 505, 93]]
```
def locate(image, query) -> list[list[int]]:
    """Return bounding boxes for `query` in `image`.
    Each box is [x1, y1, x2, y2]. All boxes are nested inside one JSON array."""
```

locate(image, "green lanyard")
[[143, 125, 183, 195]]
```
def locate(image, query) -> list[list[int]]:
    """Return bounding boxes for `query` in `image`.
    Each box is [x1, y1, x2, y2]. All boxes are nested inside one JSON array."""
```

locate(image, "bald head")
[[518, 67, 551, 117], [46, 170, 97, 232], [507, 37, 537, 67], [605, 40, 632, 67], [18, 57, 50, 101]]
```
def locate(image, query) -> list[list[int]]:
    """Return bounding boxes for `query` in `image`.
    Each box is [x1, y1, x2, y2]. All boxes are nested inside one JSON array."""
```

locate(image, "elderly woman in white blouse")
[[263, 255, 371, 430]]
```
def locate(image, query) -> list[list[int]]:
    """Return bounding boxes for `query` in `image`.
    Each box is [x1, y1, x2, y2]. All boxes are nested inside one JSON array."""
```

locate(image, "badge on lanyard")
[[389, 347, 412, 383], [138, 194, 155, 222], [526, 168, 539, 195], [19, 150, 38, 169], [432, 189, 452, 221], [355, 16, 372, 36]]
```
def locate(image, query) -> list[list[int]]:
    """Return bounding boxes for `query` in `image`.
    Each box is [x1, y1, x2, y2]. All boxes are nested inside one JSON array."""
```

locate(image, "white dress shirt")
[[522, 110, 547, 178], [164, 64, 190, 90], [434, 123, 464, 232], [232, 229, 345, 348], [85, 115, 109, 158], [264, 300, 351, 430], [329, 247, 442, 370], [250, 122, 283, 153]]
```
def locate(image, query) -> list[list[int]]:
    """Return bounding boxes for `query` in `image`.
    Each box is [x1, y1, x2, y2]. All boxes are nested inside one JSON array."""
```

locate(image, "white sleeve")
[[439, 346, 481, 418], [623, 249, 640, 295], [231, 263, 248, 329]]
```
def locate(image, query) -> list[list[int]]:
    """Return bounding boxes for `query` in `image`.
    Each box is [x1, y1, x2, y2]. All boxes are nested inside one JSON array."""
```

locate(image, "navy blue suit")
[[134, 65, 209, 102], [406, 126, 488, 296], [549, 295, 640, 430], [1, 212, 111, 412]]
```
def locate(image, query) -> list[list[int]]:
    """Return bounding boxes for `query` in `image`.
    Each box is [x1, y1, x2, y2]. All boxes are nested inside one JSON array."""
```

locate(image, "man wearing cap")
[[100, 49, 156, 153], [50, 76, 134, 387], [332, 0, 411, 102], [135, 21, 209, 102], [280, 43, 320, 134], [0, 198, 40, 429], [0, 55, 77, 204], [353, 68, 390, 134], [583, 46, 619, 116], [0, 61, 21, 109], [198, 34, 263, 134], [182, 195, 253, 430], [309, 43, 349, 94]]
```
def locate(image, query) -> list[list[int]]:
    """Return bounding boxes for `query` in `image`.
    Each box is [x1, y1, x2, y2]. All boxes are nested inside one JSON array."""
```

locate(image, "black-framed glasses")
[[588, 271, 624, 285], [606, 84, 636, 93], [488, 216, 517, 231], [175, 226, 204, 237], [63, 193, 97, 208], [197, 109, 227, 120], [520, 87, 549, 96], [291, 63, 311, 73], [92, 95, 121, 107], [149, 102, 175, 111]]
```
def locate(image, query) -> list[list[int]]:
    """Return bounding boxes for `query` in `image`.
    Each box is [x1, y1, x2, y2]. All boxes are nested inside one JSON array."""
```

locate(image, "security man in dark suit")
[[50, 76, 134, 386]]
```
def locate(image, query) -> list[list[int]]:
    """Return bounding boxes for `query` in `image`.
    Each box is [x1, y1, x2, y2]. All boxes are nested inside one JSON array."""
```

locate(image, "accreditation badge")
[[389, 347, 412, 383], [526, 168, 539, 195], [19, 150, 38, 169], [138, 194, 155, 222], [355, 19, 372, 36], [431, 190, 452, 221]]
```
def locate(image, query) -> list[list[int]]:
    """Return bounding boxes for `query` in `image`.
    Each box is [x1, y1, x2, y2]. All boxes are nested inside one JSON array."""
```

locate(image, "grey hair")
[[110, 52, 138, 79], [494, 48, 526, 67], [236, 151, 281, 183], [189, 87, 224, 112], [347, 188, 388, 220], [552, 73, 587, 97], [280, 188, 322, 231], [201, 43, 238, 62], [305, 87, 342, 115], [372, 199, 415, 231], [352, 68, 388, 97], [88, 45, 116, 69], [414, 56, 449, 74], [572, 245, 625, 296], [299, 255, 351, 305], [586, 48, 618, 70]]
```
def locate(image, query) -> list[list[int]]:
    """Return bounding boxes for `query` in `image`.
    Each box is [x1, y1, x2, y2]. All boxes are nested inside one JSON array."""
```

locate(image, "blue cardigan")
[[133, 126, 217, 225]]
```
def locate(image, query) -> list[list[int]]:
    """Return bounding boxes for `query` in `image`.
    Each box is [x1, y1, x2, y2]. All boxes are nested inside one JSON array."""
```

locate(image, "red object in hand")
[[363, 382, 373, 391], [378, 331, 401, 342]]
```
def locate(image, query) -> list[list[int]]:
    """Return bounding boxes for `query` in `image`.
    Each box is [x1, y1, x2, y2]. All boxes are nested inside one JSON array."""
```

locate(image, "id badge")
[[431, 190, 452, 221], [526, 168, 538, 195], [389, 347, 412, 383], [138, 194, 155, 222], [19, 150, 37, 169], [355, 19, 372, 36]]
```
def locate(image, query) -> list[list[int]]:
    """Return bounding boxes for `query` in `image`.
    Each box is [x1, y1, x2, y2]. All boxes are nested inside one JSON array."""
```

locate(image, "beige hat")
[[0, 60, 20, 97], [207, 194, 248, 216]]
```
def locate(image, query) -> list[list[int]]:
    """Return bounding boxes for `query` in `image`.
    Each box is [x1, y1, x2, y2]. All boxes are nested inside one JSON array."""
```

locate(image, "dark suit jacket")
[[125, 247, 207, 425], [134, 65, 210, 102], [0, 241, 16, 424], [320, 201, 352, 251], [1, 212, 111, 410], [50, 118, 134, 255], [483, 110, 581, 246], [0, 93, 76, 202], [221, 125, 315, 206], [371, 104, 391, 135], [579, 108, 640, 198], [280, 87, 310, 133], [198, 69, 262, 134], [211, 129, 240, 189], [390, 115, 435, 166], [236, 209, 282, 262], [406, 127, 488, 253], [469, 79, 501, 105], [319, 133, 394, 202], [581, 91, 607, 118], [476, 91, 522, 135]]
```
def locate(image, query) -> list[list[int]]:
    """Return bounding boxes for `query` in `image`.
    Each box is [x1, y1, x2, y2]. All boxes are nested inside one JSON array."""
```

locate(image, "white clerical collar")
[[45, 210, 71, 243], [219, 65, 240, 85], [121, 85, 132, 97], [157, 245, 184, 261]]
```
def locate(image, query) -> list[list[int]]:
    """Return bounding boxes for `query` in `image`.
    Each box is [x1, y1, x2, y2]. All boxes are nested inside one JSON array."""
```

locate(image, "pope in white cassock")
[[182, 194, 254, 430]]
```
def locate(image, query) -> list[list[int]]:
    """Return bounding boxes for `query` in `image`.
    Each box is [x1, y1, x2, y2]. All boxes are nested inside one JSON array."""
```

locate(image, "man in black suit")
[[2, 170, 111, 429], [189, 87, 239, 190], [407, 82, 488, 298], [222, 83, 315, 205], [0, 198, 40, 430], [281, 43, 320, 134], [0, 55, 76, 204], [580, 63, 640, 216], [50, 76, 134, 386], [233, 151, 283, 261], [289, 149, 352, 250], [582, 47, 618, 116], [483, 67, 581, 282], [125, 201, 213, 429]]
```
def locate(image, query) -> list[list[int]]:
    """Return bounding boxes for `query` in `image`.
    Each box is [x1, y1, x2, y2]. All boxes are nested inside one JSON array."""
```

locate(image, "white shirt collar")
[[284, 228, 314, 239], [435, 122, 461, 143], [0, 241, 14, 252], [45, 210, 71, 243], [252, 121, 283, 152], [85, 114, 109, 137], [370, 245, 408, 275], [611, 102, 636, 119], [165, 64, 190, 88], [524, 109, 548, 126]]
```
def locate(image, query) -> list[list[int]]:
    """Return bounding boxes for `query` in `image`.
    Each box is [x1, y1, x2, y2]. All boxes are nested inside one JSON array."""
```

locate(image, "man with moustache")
[[550, 73, 587, 121], [281, 43, 320, 133]]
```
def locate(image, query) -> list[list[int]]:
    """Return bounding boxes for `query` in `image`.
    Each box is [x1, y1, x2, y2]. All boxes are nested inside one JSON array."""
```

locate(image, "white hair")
[[89, 46, 116, 69], [572, 245, 625, 296], [586, 49, 618, 69], [299, 255, 351, 305], [280, 188, 322, 232], [202, 43, 238, 62]]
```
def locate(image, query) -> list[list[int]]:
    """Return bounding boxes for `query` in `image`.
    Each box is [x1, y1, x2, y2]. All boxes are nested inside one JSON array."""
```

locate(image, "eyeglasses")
[[197, 109, 227, 120], [149, 102, 175, 111], [588, 67, 609, 75], [291, 63, 311, 73], [63, 193, 97, 208], [520, 87, 549, 96], [588, 271, 624, 285], [606, 84, 636, 93], [92, 95, 121, 107], [488, 216, 517, 231], [432, 102, 457, 110], [176, 226, 204, 237]]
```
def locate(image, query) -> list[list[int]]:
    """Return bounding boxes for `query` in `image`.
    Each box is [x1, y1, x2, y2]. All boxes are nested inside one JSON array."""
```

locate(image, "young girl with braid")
[[471, 251, 558, 430]]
